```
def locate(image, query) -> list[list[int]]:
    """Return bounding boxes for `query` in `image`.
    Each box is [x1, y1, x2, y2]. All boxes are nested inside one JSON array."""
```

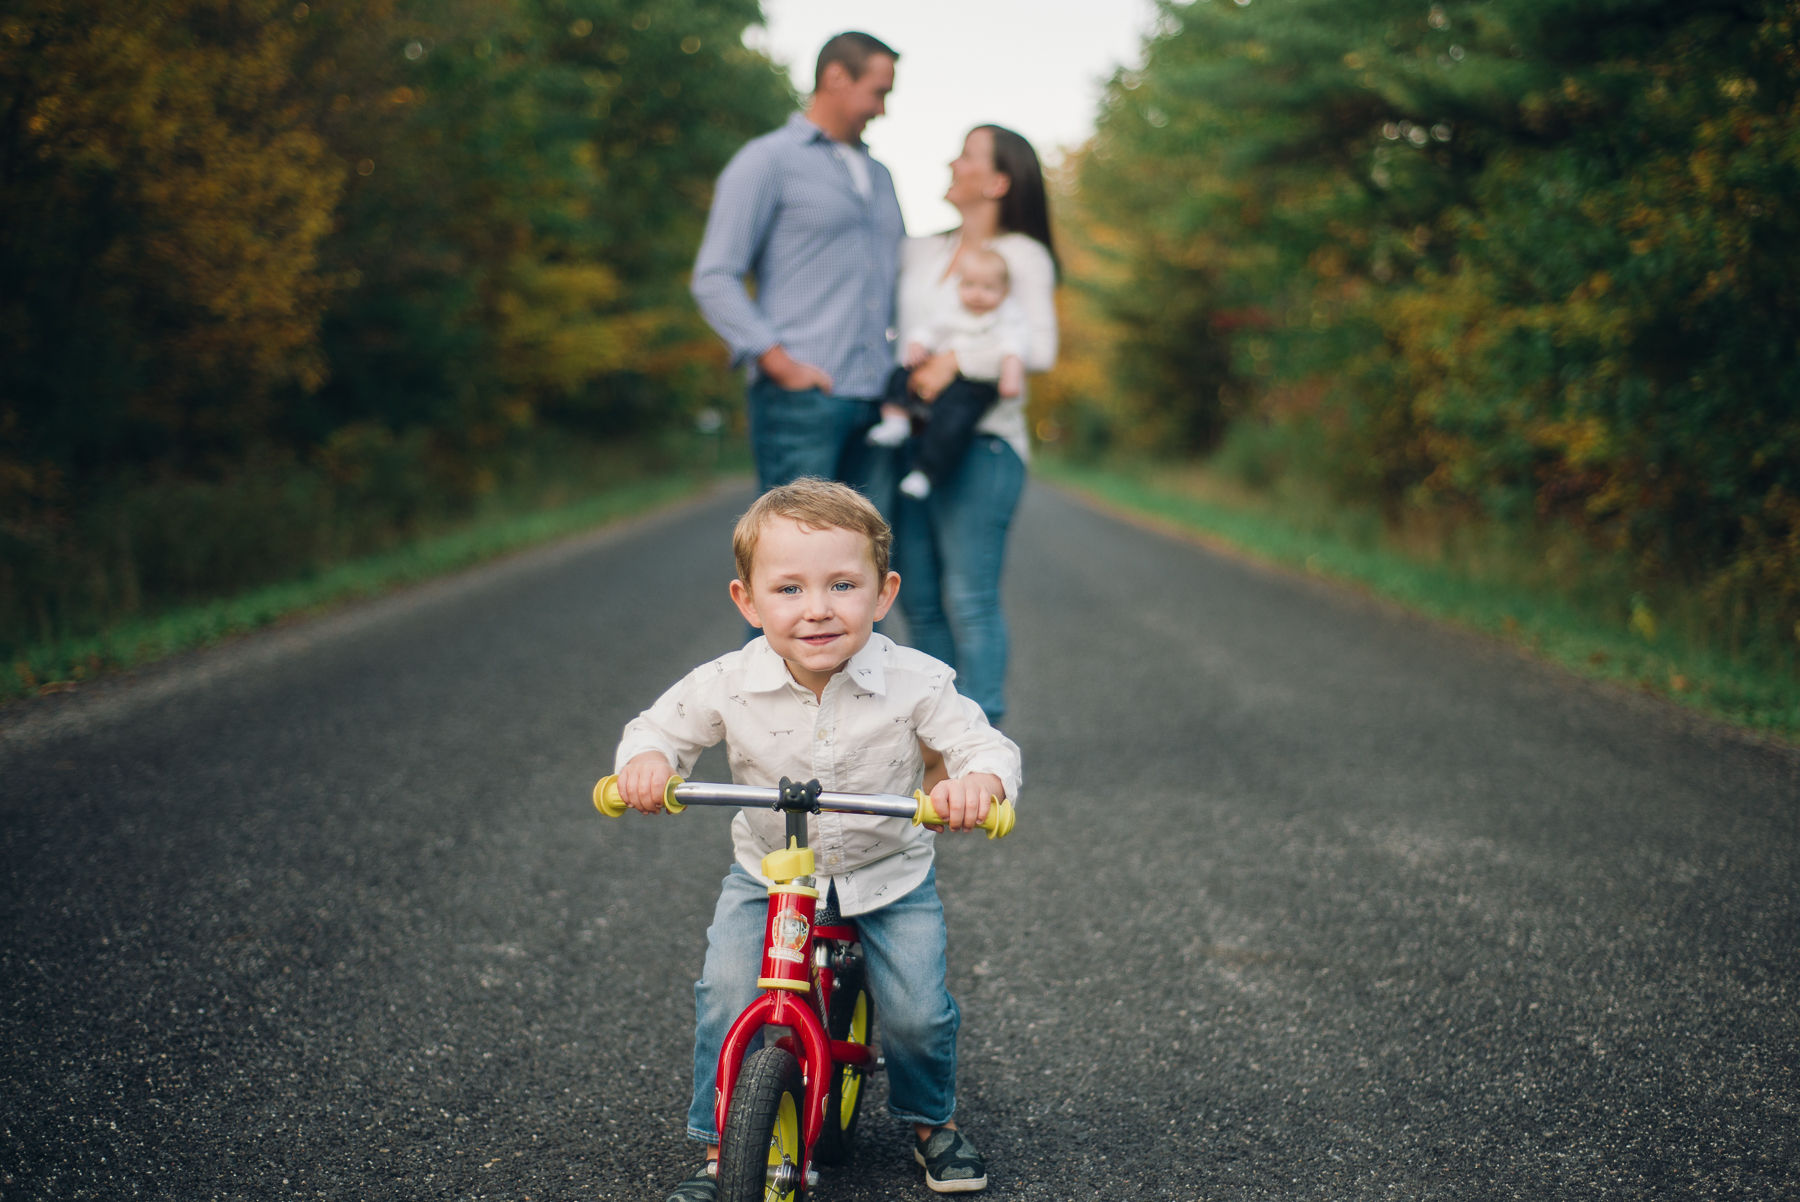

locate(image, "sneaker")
[[665, 1160, 717, 1202], [866, 412, 913, 447], [899, 470, 932, 499], [914, 1126, 987, 1193]]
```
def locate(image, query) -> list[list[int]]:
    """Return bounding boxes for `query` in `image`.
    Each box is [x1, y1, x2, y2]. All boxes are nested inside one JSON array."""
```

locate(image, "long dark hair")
[[978, 124, 1059, 280]]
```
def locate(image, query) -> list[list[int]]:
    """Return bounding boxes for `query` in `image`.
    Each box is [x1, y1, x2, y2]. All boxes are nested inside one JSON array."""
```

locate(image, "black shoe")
[[914, 1126, 987, 1193], [665, 1160, 717, 1202]]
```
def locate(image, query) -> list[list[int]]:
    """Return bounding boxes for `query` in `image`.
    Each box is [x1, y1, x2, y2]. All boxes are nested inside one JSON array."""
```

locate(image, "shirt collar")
[[741, 636, 796, 693], [740, 633, 890, 696], [786, 110, 864, 152], [841, 634, 889, 696]]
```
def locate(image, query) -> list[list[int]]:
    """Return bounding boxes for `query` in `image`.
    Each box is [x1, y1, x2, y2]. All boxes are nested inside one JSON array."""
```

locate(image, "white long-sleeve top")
[[897, 231, 1059, 461], [907, 297, 1032, 383], [614, 634, 1022, 917]]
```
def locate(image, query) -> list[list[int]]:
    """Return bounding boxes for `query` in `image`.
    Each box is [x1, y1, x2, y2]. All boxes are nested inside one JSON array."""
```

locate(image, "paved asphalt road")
[[3, 481, 1795, 1201]]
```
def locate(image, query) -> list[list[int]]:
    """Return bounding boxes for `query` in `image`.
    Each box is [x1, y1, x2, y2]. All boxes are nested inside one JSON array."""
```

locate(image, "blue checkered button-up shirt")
[[691, 113, 906, 399]]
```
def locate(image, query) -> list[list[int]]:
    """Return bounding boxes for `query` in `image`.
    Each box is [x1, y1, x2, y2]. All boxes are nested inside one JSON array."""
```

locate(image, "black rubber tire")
[[813, 950, 874, 1166], [717, 1046, 806, 1202]]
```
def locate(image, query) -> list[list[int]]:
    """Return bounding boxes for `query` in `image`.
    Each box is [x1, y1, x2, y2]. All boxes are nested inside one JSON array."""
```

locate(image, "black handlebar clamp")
[[775, 777, 823, 813], [775, 777, 822, 851]]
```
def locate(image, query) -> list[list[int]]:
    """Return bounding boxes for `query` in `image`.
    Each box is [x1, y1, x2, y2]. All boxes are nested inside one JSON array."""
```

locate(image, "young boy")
[[866, 248, 1030, 500], [613, 478, 1020, 1199]]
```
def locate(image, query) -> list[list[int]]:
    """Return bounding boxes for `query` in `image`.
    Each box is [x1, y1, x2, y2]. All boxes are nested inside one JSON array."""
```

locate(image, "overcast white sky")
[[747, 0, 1157, 233]]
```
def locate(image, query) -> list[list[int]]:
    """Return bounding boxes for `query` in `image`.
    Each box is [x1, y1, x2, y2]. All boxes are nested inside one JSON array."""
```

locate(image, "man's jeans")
[[686, 864, 960, 1142], [746, 379, 898, 522], [894, 435, 1026, 725]]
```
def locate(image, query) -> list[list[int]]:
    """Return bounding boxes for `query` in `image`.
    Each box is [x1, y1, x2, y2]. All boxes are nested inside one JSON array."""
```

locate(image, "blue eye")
[[831, 581, 854, 592], [780, 585, 800, 595]]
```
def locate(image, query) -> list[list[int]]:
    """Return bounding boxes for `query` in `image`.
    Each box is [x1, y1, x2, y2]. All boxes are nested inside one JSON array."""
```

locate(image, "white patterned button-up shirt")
[[614, 634, 1021, 917]]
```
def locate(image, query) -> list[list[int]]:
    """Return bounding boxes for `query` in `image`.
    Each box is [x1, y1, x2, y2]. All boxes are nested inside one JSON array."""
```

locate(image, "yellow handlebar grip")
[[593, 774, 687, 818], [983, 797, 1017, 839], [912, 791, 1017, 839]]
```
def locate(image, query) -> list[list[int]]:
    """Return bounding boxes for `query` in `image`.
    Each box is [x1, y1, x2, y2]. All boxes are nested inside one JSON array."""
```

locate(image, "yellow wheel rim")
[[839, 991, 868, 1130], [766, 1088, 800, 1202]]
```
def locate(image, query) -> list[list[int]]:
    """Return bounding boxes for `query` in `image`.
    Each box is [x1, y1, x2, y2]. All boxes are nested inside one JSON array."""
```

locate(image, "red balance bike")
[[593, 774, 1016, 1202]]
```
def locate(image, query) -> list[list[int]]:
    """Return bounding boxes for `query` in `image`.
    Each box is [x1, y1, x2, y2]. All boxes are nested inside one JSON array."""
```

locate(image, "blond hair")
[[733, 478, 892, 584]]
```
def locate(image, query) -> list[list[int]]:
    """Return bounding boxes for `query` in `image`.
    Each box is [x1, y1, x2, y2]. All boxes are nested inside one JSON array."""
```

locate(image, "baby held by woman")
[[867, 248, 1029, 500]]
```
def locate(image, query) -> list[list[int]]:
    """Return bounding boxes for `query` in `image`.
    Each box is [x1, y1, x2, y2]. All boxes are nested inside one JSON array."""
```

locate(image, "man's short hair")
[[734, 477, 892, 584], [814, 31, 899, 92]]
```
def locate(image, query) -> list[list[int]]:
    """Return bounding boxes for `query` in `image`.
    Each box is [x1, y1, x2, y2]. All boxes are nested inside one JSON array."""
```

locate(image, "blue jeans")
[[687, 865, 960, 1142], [742, 380, 901, 641], [893, 435, 1026, 724], [746, 380, 898, 520]]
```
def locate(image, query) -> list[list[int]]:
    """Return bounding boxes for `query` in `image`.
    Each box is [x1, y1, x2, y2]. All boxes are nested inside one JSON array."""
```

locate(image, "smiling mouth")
[[799, 633, 841, 646]]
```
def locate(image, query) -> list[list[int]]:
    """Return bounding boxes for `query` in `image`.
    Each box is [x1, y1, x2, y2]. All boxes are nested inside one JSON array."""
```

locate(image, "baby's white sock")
[[865, 412, 912, 447]]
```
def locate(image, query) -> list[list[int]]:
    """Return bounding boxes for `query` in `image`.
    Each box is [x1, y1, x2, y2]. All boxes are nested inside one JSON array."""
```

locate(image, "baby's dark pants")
[[884, 366, 1001, 487]]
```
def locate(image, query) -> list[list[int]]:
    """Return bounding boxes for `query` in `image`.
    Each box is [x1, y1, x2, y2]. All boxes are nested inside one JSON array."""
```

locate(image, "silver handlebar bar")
[[592, 774, 1017, 838]]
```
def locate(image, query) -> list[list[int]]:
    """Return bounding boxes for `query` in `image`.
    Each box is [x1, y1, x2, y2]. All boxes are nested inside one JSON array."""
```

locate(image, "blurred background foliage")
[[1038, 0, 1800, 679], [6, 0, 1797, 704], [0, 0, 788, 661]]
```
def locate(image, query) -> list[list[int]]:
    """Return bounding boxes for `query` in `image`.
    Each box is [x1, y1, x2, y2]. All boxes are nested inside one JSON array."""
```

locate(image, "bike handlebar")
[[592, 775, 1017, 839]]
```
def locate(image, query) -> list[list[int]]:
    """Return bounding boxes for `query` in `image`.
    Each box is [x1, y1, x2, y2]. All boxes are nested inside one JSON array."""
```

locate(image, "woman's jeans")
[[894, 435, 1026, 724], [687, 865, 960, 1143]]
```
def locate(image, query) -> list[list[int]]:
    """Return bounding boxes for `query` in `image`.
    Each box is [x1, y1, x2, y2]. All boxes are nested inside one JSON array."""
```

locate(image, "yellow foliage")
[[2, 0, 343, 415], [497, 263, 632, 398], [1710, 486, 1800, 612], [1028, 155, 1130, 447]]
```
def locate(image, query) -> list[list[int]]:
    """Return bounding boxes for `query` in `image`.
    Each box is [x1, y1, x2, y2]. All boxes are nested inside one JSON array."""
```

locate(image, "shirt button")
[[817, 730, 829, 740]]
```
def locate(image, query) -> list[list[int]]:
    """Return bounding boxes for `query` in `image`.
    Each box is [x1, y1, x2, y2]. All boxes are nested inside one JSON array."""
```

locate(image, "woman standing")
[[894, 125, 1058, 726]]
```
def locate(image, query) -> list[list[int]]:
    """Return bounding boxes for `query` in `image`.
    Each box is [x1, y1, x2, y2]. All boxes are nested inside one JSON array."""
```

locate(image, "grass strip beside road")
[[1037, 457, 1800, 741], [6, 470, 734, 704]]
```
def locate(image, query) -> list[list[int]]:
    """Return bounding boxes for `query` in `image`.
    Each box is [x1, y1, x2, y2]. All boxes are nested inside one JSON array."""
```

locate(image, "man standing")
[[691, 32, 904, 505]]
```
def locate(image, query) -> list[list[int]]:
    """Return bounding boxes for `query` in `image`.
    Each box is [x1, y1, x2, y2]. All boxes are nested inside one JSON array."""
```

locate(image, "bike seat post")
[[776, 776, 822, 850]]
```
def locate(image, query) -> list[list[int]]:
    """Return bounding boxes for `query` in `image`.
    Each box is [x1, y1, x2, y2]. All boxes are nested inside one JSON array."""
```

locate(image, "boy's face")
[[958, 267, 1008, 315], [729, 517, 900, 693]]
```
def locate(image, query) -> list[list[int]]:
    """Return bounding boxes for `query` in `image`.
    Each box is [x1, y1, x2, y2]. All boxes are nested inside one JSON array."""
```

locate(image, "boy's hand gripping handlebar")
[[592, 775, 1018, 839]]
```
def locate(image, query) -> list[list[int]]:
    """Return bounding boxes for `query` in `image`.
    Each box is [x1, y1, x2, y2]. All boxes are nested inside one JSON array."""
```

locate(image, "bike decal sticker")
[[769, 903, 809, 964]]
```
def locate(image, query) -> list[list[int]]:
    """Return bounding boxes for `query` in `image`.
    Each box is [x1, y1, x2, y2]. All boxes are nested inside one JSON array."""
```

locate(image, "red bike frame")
[[713, 900, 870, 1172]]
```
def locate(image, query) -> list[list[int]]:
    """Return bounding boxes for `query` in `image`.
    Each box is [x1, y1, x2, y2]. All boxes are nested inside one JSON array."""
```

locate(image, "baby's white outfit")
[[909, 297, 1032, 382]]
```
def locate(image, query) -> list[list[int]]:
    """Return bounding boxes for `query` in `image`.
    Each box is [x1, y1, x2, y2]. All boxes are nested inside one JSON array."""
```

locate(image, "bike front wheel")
[[717, 1046, 806, 1202]]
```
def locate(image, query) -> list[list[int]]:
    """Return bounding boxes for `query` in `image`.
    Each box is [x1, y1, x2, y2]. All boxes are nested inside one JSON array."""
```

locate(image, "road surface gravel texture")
[[2, 482, 1795, 1201]]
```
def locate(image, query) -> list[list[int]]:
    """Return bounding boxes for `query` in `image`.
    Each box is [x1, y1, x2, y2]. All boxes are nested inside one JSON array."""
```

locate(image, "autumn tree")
[[1068, 0, 1800, 641], [0, 0, 791, 651], [0, 0, 341, 488]]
